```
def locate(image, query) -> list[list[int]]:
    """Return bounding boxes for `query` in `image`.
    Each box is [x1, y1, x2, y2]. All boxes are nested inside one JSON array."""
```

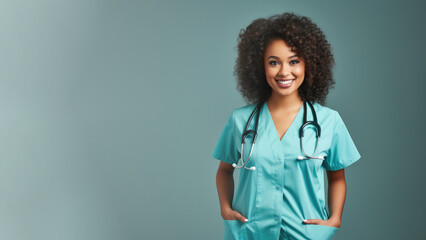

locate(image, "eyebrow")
[[267, 55, 299, 60]]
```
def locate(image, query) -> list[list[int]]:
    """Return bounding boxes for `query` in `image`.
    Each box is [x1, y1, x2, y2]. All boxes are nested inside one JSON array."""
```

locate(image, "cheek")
[[295, 65, 305, 77], [265, 67, 277, 79]]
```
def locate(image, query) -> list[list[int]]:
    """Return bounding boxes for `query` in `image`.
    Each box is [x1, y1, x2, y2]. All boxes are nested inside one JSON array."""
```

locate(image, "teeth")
[[278, 80, 293, 84]]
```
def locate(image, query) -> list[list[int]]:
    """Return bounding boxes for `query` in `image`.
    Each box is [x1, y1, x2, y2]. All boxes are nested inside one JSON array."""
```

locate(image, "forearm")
[[216, 168, 235, 215], [327, 170, 346, 227]]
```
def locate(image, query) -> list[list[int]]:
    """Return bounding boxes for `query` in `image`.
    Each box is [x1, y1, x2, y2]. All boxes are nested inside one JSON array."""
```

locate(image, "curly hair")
[[234, 12, 335, 105]]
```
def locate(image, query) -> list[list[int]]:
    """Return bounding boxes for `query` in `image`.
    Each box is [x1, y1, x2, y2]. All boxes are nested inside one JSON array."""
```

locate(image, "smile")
[[275, 79, 294, 88]]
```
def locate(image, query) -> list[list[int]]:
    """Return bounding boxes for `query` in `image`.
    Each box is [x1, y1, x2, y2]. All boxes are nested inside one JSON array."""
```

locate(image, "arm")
[[216, 161, 248, 223], [216, 161, 234, 216], [326, 168, 346, 228]]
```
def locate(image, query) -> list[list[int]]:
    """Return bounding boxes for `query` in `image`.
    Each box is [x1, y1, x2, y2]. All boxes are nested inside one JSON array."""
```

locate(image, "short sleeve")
[[211, 110, 240, 165], [324, 112, 361, 171]]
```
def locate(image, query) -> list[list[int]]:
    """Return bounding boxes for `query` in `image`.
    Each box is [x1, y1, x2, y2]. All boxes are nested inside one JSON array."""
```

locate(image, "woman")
[[212, 13, 361, 240]]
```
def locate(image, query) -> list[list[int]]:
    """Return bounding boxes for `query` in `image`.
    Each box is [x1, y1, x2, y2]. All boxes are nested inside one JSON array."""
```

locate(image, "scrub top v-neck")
[[212, 102, 361, 240], [265, 101, 304, 143]]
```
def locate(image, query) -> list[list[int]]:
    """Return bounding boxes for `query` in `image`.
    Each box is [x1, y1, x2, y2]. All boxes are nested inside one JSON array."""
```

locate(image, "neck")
[[266, 92, 304, 112]]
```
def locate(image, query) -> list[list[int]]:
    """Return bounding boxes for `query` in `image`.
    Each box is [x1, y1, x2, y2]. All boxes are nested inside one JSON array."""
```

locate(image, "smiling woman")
[[213, 12, 361, 240]]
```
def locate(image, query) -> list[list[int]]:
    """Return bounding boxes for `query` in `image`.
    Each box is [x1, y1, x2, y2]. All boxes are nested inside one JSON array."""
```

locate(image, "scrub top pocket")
[[295, 150, 328, 184], [223, 220, 247, 240], [305, 224, 339, 240], [302, 154, 327, 172]]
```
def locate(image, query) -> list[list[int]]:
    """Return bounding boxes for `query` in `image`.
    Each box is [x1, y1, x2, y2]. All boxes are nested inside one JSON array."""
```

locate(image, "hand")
[[221, 208, 249, 223], [303, 218, 341, 228]]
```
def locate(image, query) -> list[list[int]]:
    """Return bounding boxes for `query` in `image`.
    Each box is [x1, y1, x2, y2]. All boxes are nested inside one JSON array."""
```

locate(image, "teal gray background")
[[0, 0, 424, 239]]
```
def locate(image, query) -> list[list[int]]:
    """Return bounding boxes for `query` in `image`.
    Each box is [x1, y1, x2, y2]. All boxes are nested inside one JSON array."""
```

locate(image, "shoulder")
[[312, 102, 340, 128], [229, 103, 260, 136], [313, 103, 339, 117], [313, 102, 338, 115], [232, 103, 259, 121]]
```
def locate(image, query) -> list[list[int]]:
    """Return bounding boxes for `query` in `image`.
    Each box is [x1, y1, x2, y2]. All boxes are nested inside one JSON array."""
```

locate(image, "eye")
[[290, 60, 300, 65], [268, 61, 279, 66]]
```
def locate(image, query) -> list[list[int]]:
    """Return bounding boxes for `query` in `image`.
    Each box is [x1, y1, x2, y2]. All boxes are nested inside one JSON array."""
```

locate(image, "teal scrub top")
[[212, 102, 361, 240]]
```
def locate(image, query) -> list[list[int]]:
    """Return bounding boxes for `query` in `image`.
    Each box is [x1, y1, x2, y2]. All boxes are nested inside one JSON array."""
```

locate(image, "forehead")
[[264, 39, 297, 57]]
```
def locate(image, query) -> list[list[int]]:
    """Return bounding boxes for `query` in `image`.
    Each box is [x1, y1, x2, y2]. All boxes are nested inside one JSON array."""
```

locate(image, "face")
[[264, 39, 305, 99]]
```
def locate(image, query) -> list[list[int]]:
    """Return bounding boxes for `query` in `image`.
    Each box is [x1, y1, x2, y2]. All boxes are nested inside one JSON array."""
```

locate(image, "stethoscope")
[[232, 101, 327, 171]]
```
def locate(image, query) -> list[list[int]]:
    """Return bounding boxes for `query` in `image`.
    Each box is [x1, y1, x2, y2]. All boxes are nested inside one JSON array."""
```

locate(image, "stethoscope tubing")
[[233, 102, 262, 170], [234, 101, 325, 170]]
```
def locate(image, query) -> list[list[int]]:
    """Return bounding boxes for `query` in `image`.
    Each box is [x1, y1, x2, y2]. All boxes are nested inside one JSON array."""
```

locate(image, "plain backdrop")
[[0, 0, 425, 239]]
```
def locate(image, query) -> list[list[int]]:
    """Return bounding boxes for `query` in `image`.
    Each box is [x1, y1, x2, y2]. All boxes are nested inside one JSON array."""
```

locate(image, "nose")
[[278, 64, 290, 77]]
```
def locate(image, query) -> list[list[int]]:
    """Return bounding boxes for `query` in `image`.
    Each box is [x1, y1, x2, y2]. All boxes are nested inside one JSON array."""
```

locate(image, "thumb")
[[234, 211, 249, 223], [303, 218, 321, 224]]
